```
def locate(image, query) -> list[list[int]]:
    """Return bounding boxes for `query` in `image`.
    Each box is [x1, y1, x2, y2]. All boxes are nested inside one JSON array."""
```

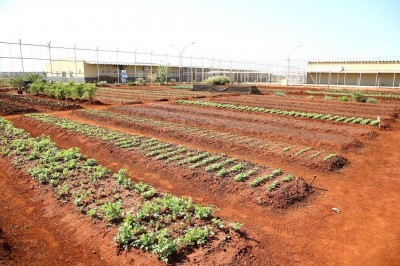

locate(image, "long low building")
[[306, 60, 400, 87], [45, 58, 271, 84]]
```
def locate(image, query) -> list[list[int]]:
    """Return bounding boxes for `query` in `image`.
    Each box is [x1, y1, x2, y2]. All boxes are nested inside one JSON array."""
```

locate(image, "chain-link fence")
[[0, 40, 306, 86]]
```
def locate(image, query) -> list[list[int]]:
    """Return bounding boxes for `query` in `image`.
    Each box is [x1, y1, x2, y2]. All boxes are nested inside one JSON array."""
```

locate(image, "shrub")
[[338, 96, 350, 102], [156, 65, 169, 85], [323, 95, 332, 101], [275, 91, 285, 97], [136, 78, 146, 86], [8, 76, 25, 90], [83, 84, 98, 103], [351, 91, 366, 102], [366, 97, 379, 104], [28, 80, 46, 95], [96, 81, 109, 87], [204, 76, 230, 85]]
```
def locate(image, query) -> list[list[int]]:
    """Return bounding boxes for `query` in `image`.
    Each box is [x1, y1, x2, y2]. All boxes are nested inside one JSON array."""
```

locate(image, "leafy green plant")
[[337, 95, 349, 102], [275, 91, 285, 97], [195, 205, 214, 220], [178, 226, 214, 246], [267, 180, 280, 191], [83, 84, 99, 103], [100, 200, 123, 222], [203, 76, 230, 85], [351, 91, 366, 102], [250, 169, 282, 187], [56, 184, 70, 199], [229, 222, 243, 231], [234, 168, 259, 182], [87, 208, 98, 218], [281, 173, 294, 182], [366, 97, 379, 104]]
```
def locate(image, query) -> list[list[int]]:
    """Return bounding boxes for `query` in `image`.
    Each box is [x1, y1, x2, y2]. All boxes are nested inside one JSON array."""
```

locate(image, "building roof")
[[84, 61, 180, 68], [308, 60, 400, 64]]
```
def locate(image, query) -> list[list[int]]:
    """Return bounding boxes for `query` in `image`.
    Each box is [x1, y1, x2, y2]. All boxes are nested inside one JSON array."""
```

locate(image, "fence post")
[[190, 56, 193, 84], [134, 49, 137, 81], [116, 48, 119, 83], [165, 53, 168, 83], [74, 44, 78, 83], [19, 39, 24, 74], [150, 51, 153, 85], [201, 57, 204, 83], [393, 60, 397, 87], [96, 46, 99, 83], [48, 41, 53, 82]]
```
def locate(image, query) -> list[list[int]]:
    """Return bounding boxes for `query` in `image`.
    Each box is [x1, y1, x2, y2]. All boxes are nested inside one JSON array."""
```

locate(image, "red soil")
[[108, 102, 369, 151], [0, 157, 161, 266], [1, 91, 400, 265], [75, 107, 348, 171], [211, 95, 399, 119]]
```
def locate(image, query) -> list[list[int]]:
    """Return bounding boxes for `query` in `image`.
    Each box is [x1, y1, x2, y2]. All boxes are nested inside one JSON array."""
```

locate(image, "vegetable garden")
[[1, 84, 399, 265]]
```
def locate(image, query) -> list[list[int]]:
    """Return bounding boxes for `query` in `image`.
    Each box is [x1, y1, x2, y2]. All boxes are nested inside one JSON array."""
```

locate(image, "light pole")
[[287, 44, 303, 86], [170, 42, 195, 83]]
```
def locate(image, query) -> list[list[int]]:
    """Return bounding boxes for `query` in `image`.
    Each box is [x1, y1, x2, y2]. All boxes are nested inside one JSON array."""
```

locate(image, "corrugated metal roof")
[[84, 61, 181, 68], [308, 60, 400, 64]]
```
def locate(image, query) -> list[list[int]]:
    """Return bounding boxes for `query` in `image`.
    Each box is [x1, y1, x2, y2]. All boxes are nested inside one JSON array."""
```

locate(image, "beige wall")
[[307, 61, 400, 73], [46, 58, 85, 81], [83, 63, 180, 79], [307, 72, 400, 87], [307, 61, 400, 87]]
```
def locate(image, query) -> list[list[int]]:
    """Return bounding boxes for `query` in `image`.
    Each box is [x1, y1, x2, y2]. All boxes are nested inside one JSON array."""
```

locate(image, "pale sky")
[[0, 0, 399, 64]]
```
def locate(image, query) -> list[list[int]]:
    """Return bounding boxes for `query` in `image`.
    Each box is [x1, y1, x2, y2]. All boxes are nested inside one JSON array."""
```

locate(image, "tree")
[[156, 65, 169, 85]]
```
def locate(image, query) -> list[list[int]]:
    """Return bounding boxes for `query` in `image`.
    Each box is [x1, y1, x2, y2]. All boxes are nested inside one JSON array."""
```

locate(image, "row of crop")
[[77, 109, 343, 170], [0, 93, 82, 109], [175, 100, 380, 126], [95, 88, 215, 102], [0, 99, 37, 115], [28, 81, 98, 102], [305, 90, 400, 99], [25, 113, 297, 191], [0, 117, 245, 263]]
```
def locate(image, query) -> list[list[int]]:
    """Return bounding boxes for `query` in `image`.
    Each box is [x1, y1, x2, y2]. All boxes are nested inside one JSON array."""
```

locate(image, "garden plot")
[[0, 99, 37, 115], [95, 87, 218, 103], [0, 93, 82, 111], [21, 113, 312, 208], [76, 108, 347, 171], [176, 100, 381, 126], [210, 95, 399, 119], [0, 117, 253, 264], [109, 103, 365, 151]]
